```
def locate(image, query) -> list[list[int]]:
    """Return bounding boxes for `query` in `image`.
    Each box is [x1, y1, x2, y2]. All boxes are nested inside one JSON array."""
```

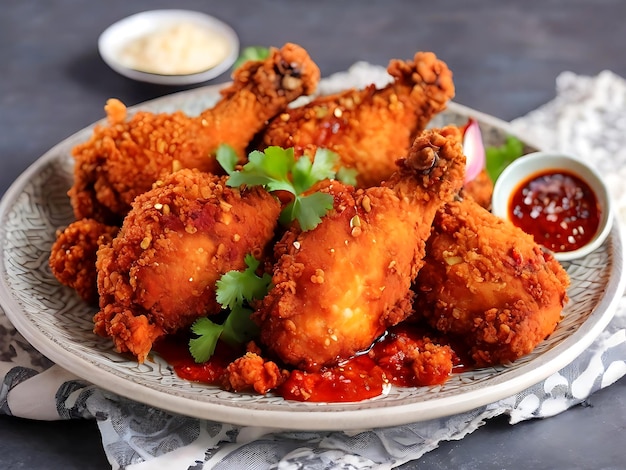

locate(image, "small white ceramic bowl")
[[492, 151, 613, 262], [98, 9, 239, 86]]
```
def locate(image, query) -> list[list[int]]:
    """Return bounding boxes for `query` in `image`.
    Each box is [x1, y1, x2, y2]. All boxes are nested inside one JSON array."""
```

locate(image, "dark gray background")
[[2, 1, 626, 468]]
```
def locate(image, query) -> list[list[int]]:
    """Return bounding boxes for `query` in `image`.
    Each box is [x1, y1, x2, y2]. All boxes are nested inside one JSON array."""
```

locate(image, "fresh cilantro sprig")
[[217, 144, 355, 231], [336, 166, 358, 186], [188, 318, 223, 364], [233, 46, 271, 69], [485, 135, 525, 182], [188, 254, 270, 363], [215, 255, 271, 309]]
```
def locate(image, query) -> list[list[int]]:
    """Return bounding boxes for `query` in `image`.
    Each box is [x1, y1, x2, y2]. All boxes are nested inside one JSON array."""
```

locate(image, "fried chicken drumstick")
[[70, 43, 320, 225], [259, 51, 455, 188], [254, 126, 466, 371], [49, 218, 118, 304], [94, 168, 281, 362], [413, 197, 570, 367]]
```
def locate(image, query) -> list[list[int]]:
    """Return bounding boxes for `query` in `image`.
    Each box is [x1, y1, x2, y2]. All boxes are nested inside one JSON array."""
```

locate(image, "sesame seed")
[[361, 195, 372, 212], [140, 237, 151, 249], [350, 215, 361, 228]]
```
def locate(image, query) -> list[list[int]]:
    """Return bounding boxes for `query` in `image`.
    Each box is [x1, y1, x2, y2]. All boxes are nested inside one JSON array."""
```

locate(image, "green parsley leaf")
[[215, 254, 271, 309], [280, 192, 335, 231], [336, 166, 358, 186], [220, 305, 260, 347], [485, 135, 525, 182], [233, 46, 271, 70], [189, 317, 224, 363], [189, 254, 270, 363], [226, 147, 295, 193], [215, 144, 239, 174], [291, 148, 338, 194], [220, 146, 348, 231]]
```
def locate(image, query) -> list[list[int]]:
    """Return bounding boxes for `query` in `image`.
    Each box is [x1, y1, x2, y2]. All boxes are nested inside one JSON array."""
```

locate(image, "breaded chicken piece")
[[49, 218, 118, 304], [223, 351, 288, 395], [254, 127, 466, 371], [463, 168, 494, 209], [70, 43, 320, 225], [94, 168, 281, 362], [413, 197, 570, 367], [369, 327, 456, 387], [259, 51, 455, 188]]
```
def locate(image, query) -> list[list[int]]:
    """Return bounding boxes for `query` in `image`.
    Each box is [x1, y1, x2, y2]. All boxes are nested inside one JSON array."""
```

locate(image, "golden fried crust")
[[413, 198, 570, 367], [94, 168, 281, 362], [49, 218, 118, 304], [255, 127, 466, 371], [463, 168, 494, 209], [222, 42, 320, 105], [370, 329, 455, 386], [69, 43, 320, 225], [260, 51, 455, 188], [222, 352, 288, 395]]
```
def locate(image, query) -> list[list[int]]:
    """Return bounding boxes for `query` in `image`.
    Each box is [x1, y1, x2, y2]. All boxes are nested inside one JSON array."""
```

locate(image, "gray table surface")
[[2, 1, 626, 468]]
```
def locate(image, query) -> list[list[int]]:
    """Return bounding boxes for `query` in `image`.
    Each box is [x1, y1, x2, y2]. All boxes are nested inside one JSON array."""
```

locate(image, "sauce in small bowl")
[[98, 10, 240, 86], [492, 152, 613, 261]]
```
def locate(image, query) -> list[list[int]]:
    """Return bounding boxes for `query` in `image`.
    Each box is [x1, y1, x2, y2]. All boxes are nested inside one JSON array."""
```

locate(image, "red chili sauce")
[[153, 336, 237, 384], [153, 325, 460, 403], [508, 169, 601, 253]]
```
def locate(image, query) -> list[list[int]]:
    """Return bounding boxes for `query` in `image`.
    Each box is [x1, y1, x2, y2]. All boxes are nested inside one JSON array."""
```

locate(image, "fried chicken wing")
[[94, 168, 281, 362], [49, 218, 118, 304], [70, 43, 320, 225], [259, 51, 455, 188], [254, 127, 466, 371], [413, 197, 570, 367]]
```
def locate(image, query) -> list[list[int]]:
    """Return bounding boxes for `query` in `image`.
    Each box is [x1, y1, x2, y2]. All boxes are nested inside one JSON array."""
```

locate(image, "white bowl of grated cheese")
[[98, 9, 240, 85]]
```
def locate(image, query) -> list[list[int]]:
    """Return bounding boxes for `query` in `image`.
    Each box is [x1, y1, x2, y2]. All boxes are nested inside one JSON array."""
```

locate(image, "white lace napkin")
[[1, 66, 626, 470]]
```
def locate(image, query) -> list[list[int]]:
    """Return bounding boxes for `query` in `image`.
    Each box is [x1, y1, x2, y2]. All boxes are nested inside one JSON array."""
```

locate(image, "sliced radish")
[[462, 118, 486, 183]]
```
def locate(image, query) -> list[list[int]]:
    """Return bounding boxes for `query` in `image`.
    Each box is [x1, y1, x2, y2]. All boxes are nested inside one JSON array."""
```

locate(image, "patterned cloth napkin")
[[2, 65, 626, 470]]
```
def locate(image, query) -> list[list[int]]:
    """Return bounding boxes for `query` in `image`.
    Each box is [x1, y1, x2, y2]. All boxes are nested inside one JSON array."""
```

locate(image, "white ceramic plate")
[[98, 10, 239, 85], [0, 84, 624, 431]]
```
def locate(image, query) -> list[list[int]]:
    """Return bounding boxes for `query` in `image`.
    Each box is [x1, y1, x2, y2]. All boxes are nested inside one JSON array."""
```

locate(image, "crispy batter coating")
[[94, 168, 281, 362], [223, 352, 288, 395], [413, 198, 570, 367], [254, 127, 466, 371], [260, 51, 455, 188], [463, 168, 494, 209], [69, 43, 320, 225], [49, 218, 118, 304], [370, 328, 455, 386]]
